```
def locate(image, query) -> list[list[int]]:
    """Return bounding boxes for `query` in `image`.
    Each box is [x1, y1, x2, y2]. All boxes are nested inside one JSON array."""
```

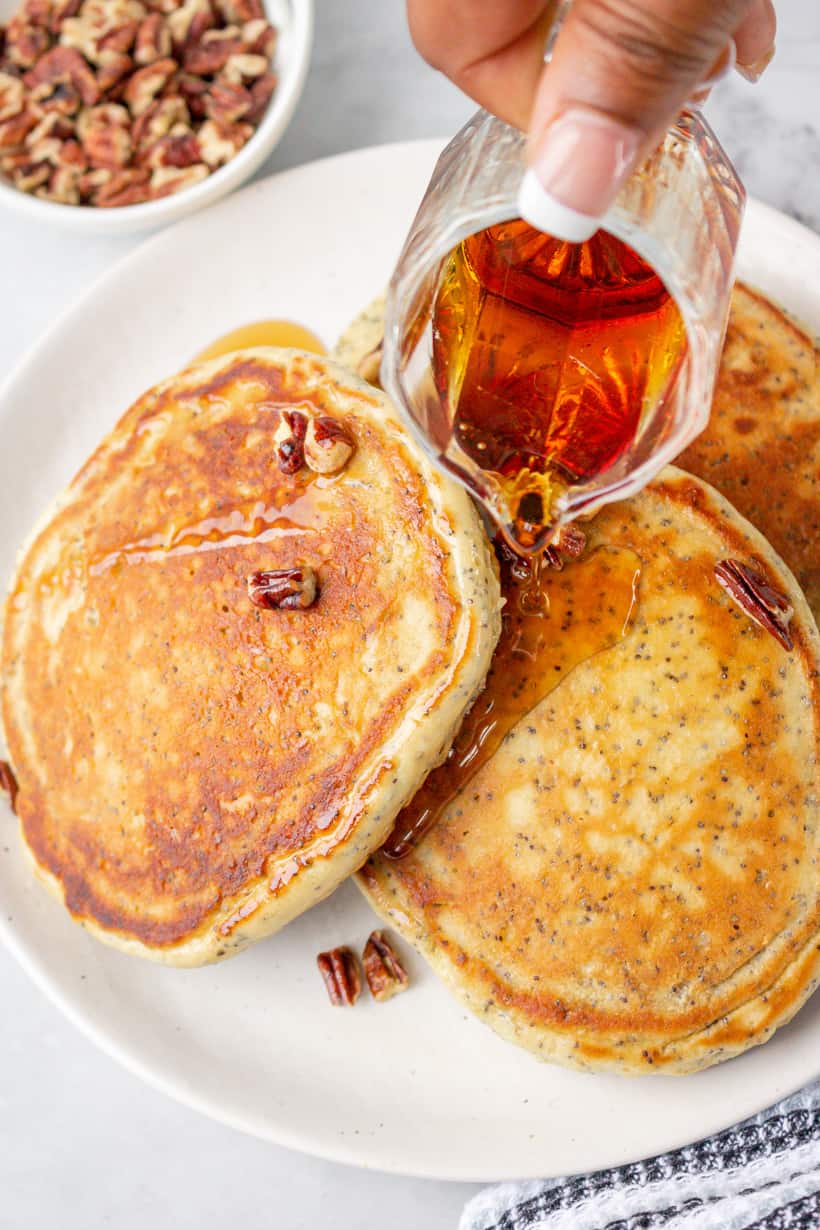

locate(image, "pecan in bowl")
[[0, 0, 310, 224]]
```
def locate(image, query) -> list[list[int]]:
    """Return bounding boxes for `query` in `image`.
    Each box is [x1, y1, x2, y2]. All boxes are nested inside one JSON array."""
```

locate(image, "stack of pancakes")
[[2, 284, 817, 1075]]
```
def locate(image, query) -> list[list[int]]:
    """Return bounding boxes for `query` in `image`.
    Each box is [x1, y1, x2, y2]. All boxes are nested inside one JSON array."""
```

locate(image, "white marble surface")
[[0, 3, 818, 1227]]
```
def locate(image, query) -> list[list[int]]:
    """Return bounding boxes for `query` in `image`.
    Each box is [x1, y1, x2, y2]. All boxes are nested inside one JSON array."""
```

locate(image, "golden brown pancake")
[[359, 468, 820, 1074], [1, 349, 500, 965], [333, 293, 385, 385], [675, 284, 818, 618]]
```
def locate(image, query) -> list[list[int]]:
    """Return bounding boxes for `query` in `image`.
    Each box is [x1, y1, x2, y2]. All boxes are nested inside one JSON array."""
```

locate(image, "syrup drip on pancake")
[[383, 545, 642, 859], [89, 488, 322, 576], [194, 321, 326, 363]]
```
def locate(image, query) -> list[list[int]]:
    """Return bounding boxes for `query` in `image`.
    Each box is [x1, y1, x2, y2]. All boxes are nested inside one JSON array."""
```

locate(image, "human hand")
[[408, 0, 776, 240]]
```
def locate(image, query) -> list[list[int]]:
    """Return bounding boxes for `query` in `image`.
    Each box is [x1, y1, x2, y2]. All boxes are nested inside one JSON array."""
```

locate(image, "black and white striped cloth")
[[461, 1082, 820, 1230]]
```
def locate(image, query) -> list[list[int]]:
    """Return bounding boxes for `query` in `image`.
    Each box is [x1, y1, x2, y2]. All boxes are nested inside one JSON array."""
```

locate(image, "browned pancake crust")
[[2, 350, 499, 960], [359, 470, 820, 1073], [679, 283, 819, 618]]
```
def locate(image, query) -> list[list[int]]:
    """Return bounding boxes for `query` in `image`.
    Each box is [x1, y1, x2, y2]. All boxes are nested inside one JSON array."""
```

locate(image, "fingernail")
[[737, 45, 775, 82], [518, 108, 641, 242]]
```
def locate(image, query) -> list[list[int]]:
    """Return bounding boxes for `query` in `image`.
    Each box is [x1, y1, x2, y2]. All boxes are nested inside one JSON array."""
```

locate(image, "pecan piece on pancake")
[[317, 947, 361, 1007], [304, 415, 355, 475], [362, 930, 409, 1003], [247, 567, 317, 611], [714, 559, 795, 651], [273, 408, 307, 475], [542, 523, 587, 570], [0, 760, 19, 812]]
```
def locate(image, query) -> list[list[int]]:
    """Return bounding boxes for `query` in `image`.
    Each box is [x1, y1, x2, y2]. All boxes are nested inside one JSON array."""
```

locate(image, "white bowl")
[[0, 0, 313, 234]]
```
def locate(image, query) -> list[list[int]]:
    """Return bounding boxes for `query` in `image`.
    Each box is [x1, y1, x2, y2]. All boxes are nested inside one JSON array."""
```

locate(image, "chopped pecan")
[[147, 157, 205, 195], [304, 416, 355, 475], [28, 108, 75, 142], [240, 17, 275, 56], [0, 107, 36, 149], [219, 50, 266, 83], [24, 46, 99, 104], [133, 11, 170, 62], [10, 156, 50, 188], [165, 0, 211, 47], [40, 161, 80, 200], [316, 946, 361, 1007], [203, 77, 249, 122], [78, 101, 131, 165], [247, 566, 318, 611], [215, 0, 262, 23], [22, 0, 52, 25], [130, 93, 187, 145], [2, 0, 277, 206], [362, 930, 409, 1002], [182, 24, 240, 74], [76, 162, 109, 195], [5, 18, 50, 69], [56, 135, 87, 166], [48, 0, 82, 34], [273, 408, 308, 474], [90, 162, 147, 203], [30, 77, 80, 114], [172, 70, 206, 116], [27, 131, 62, 161], [98, 18, 139, 52], [95, 47, 133, 91], [0, 70, 25, 121], [196, 113, 248, 164], [542, 523, 587, 570], [122, 55, 175, 114], [244, 68, 275, 123], [143, 125, 197, 165], [714, 559, 795, 651]]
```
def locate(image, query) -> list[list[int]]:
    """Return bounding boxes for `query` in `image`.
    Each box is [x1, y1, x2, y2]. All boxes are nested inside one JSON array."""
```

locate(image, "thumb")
[[518, 0, 751, 241]]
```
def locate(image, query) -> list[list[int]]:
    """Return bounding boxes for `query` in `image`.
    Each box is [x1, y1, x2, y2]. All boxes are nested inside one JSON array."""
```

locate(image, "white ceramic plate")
[[1, 142, 818, 1182]]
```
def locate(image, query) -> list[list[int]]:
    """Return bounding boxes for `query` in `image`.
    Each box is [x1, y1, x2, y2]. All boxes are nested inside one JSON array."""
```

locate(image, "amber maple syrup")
[[194, 320, 326, 363], [383, 540, 641, 858], [431, 221, 686, 551]]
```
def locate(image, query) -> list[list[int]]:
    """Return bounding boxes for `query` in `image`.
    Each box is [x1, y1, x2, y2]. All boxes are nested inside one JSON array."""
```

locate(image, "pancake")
[[358, 468, 820, 1074], [332, 293, 385, 385], [1, 348, 501, 966], [335, 286, 820, 621], [679, 284, 819, 621]]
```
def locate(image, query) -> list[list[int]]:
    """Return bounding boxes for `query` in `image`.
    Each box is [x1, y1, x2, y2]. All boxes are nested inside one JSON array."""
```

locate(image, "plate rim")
[[1, 142, 818, 1181]]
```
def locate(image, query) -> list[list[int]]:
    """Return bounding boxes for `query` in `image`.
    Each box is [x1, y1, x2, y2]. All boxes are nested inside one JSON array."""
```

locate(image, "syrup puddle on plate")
[[383, 544, 642, 859], [194, 320, 326, 363]]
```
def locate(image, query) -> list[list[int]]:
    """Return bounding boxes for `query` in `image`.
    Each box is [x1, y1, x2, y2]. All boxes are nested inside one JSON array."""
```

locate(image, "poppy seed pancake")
[[678, 284, 818, 619], [1, 349, 501, 965], [359, 469, 820, 1074]]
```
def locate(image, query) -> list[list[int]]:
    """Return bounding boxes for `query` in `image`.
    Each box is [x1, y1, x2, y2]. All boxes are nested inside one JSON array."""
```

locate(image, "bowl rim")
[[0, 0, 314, 235]]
